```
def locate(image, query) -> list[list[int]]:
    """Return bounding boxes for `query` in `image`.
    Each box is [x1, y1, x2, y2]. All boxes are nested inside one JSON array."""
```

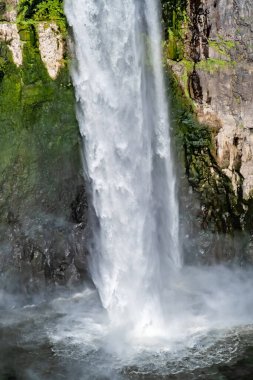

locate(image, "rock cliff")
[[164, 1, 253, 212], [163, 0, 253, 260], [0, 0, 89, 295], [188, 0, 253, 201]]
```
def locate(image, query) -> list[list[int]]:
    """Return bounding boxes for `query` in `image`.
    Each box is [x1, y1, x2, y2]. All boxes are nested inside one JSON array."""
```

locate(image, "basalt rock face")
[[163, 0, 253, 261], [188, 0, 253, 201], [167, 0, 253, 201], [0, 1, 90, 296]]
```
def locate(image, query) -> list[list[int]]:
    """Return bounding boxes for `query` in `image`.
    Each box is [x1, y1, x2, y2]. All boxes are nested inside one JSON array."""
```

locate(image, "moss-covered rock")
[[0, 25, 81, 219], [0, 3, 89, 293], [168, 71, 244, 234]]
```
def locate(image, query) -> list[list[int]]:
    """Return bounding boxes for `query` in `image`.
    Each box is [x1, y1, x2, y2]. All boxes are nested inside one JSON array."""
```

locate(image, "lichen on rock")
[[37, 21, 64, 79], [0, 0, 19, 22], [0, 23, 22, 65]]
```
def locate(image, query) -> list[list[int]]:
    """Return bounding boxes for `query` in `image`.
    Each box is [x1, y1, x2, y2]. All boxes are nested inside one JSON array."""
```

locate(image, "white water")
[[65, 0, 181, 334], [62, 2, 253, 370]]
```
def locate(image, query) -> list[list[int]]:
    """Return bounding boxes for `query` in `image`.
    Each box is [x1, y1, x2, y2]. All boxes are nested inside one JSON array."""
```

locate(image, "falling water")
[[65, 0, 181, 333]]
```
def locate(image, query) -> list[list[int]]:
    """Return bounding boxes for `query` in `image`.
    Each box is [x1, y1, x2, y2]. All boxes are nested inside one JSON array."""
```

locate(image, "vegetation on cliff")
[[162, 0, 247, 235], [0, 18, 79, 221], [168, 72, 244, 233], [0, 1, 86, 291], [161, 0, 188, 60], [18, 0, 66, 32]]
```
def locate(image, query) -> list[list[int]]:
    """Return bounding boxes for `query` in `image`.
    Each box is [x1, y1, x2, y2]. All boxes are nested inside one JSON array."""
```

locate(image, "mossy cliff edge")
[[0, 0, 88, 293]]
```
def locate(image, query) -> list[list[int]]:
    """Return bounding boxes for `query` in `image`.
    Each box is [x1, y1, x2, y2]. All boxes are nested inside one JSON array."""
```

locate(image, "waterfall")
[[65, 0, 181, 333]]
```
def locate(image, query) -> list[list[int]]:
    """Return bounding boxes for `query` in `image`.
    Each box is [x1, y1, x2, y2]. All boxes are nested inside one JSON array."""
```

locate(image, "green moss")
[[216, 35, 236, 49], [209, 39, 236, 61], [165, 28, 185, 61], [209, 41, 229, 57], [223, 40, 236, 50], [180, 59, 194, 98], [162, 0, 188, 61], [196, 58, 236, 73], [0, 25, 81, 222], [181, 59, 194, 71], [17, 0, 66, 34], [167, 59, 194, 102], [210, 40, 235, 52]]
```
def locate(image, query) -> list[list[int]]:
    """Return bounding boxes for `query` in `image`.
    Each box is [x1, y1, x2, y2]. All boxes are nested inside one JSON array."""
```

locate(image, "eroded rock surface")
[[0, 0, 18, 22], [37, 22, 64, 80], [168, 0, 253, 200], [0, 23, 22, 65]]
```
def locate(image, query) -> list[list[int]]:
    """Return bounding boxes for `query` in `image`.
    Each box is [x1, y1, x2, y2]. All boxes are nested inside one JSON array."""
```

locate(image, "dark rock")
[[0, 181, 90, 295], [0, 2, 6, 14], [70, 185, 88, 224], [189, 69, 203, 103], [189, 0, 211, 62]]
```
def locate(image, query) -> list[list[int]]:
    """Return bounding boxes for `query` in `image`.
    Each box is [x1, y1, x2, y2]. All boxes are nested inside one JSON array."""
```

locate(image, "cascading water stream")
[[65, 0, 181, 335]]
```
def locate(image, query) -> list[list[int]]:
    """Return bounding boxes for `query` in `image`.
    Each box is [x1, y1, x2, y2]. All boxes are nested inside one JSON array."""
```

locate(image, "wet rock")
[[0, 182, 90, 295], [71, 223, 90, 282], [71, 185, 88, 224], [189, 69, 203, 103], [42, 221, 90, 288]]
